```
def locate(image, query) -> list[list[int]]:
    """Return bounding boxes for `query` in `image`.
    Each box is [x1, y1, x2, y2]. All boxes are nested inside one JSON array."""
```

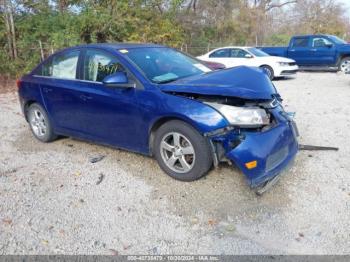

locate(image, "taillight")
[[16, 79, 22, 89]]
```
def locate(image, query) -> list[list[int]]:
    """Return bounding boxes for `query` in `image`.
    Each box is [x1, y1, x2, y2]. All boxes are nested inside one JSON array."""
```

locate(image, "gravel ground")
[[0, 72, 349, 255]]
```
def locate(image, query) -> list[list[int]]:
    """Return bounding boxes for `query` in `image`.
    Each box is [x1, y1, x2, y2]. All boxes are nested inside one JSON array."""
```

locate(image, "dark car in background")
[[200, 60, 226, 70], [260, 34, 350, 72]]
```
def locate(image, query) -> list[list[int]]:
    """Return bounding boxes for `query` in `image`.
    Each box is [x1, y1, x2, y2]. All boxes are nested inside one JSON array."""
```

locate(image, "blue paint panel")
[[226, 110, 298, 187]]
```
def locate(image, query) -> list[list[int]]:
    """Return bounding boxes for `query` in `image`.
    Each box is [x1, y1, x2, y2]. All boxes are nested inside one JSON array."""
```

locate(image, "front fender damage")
[[204, 126, 245, 166], [201, 99, 299, 192], [166, 89, 298, 193]]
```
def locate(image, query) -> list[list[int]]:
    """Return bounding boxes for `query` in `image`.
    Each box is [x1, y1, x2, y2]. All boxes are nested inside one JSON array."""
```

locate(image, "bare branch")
[[266, 0, 297, 11]]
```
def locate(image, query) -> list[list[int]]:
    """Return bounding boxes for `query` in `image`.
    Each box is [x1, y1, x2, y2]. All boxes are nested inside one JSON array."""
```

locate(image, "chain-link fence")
[[179, 44, 230, 56]]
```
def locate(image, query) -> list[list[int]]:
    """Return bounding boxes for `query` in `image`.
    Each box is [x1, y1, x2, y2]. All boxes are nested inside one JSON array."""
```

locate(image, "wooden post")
[[38, 40, 44, 61]]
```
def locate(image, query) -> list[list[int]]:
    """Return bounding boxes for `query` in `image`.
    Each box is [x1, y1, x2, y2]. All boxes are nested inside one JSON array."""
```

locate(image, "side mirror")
[[102, 72, 135, 88], [325, 43, 333, 48], [245, 54, 253, 58]]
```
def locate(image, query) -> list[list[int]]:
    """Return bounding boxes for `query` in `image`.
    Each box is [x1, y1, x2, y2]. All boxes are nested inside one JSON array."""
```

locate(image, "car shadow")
[[273, 76, 296, 81]]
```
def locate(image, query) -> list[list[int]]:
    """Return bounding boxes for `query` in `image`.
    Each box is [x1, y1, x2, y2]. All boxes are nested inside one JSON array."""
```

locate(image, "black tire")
[[154, 120, 213, 181], [338, 57, 350, 73], [27, 103, 57, 142], [260, 65, 274, 80]]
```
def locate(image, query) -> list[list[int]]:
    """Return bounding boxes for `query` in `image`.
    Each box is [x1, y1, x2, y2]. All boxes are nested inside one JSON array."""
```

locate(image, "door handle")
[[79, 94, 93, 101], [43, 87, 53, 93], [310, 49, 317, 51], [289, 49, 295, 52]]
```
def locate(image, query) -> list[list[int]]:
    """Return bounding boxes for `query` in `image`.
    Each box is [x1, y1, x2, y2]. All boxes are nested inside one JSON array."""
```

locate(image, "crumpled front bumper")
[[217, 106, 298, 188]]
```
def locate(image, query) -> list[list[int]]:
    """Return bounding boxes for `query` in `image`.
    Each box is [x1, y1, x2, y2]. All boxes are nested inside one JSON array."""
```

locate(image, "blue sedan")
[[18, 43, 298, 194]]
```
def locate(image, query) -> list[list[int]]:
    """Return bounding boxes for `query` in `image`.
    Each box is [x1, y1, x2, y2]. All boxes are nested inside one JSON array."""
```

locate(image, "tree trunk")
[[8, 0, 17, 58], [2, 0, 17, 59], [2, 0, 12, 58], [58, 0, 68, 13]]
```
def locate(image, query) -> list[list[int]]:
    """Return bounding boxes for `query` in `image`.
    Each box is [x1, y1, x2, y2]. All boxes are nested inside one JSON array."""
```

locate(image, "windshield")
[[247, 48, 270, 57], [122, 47, 211, 83], [328, 35, 347, 45]]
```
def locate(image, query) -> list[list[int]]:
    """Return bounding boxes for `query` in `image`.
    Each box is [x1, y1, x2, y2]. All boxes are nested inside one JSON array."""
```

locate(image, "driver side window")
[[83, 50, 125, 82], [312, 37, 332, 48], [231, 48, 249, 58]]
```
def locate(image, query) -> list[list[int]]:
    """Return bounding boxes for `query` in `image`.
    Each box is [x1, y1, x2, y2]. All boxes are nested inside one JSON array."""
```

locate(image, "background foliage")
[[1, 0, 349, 77]]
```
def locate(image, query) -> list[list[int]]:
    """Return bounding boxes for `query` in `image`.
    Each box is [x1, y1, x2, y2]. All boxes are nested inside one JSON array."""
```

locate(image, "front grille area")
[[266, 146, 289, 172], [281, 70, 298, 75]]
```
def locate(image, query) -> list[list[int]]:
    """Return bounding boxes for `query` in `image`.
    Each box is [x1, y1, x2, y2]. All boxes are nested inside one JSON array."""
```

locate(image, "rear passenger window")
[[292, 38, 309, 48], [36, 51, 79, 78], [51, 51, 79, 79], [83, 50, 125, 82], [41, 59, 53, 76]]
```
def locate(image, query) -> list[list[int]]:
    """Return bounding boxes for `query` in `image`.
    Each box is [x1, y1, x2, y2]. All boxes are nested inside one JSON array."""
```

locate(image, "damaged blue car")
[[18, 43, 298, 194]]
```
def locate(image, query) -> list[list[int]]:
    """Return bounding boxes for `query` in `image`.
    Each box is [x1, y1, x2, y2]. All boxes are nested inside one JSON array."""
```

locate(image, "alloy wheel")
[[29, 108, 47, 137], [340, 60, 350, 73], [160, 132, 195, 173]]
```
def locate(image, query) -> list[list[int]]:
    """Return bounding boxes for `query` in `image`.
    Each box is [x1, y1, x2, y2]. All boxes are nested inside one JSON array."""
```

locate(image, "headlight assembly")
[[206, 102, 270, 128], [278, 62, 289, 66]]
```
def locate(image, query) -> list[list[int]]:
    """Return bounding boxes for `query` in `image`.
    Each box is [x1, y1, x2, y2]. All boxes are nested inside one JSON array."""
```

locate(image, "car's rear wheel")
[[27, 103, 57, 142], [339, 57, 350, 73], [260, 65, 274, 80], [154, 120, 212, 181]]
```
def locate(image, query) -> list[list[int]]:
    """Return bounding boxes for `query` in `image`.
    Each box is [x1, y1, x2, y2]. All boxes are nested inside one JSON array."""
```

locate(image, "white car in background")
[[197, 47, 298, 79]]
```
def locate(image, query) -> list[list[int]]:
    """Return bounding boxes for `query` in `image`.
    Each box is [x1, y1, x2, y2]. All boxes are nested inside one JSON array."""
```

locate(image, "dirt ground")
[[0, 72, 349, 255], [0, 76, 15, 94]]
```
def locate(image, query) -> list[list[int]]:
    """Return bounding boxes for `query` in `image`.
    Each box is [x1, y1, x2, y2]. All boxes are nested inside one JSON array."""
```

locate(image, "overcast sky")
[[339, 0, 350, 17]]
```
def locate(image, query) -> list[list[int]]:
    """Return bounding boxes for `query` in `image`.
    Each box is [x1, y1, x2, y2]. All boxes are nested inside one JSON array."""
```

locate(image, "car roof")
[[213, 46, 252, 49], [81, 43, 164, 49], [209, 46, 253, 53], [62, 42, 166, 52], [292, 34, 331, 38]]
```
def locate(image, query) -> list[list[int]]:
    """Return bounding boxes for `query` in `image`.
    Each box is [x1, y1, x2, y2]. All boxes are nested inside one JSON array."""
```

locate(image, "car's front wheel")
[[339, 57, 350, 73], [154, 120, 213, 181], [27, 103, 57, 142]]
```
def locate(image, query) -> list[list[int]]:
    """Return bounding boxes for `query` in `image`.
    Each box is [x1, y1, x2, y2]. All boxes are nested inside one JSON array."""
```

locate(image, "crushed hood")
[[158, 66, 277, 100]]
